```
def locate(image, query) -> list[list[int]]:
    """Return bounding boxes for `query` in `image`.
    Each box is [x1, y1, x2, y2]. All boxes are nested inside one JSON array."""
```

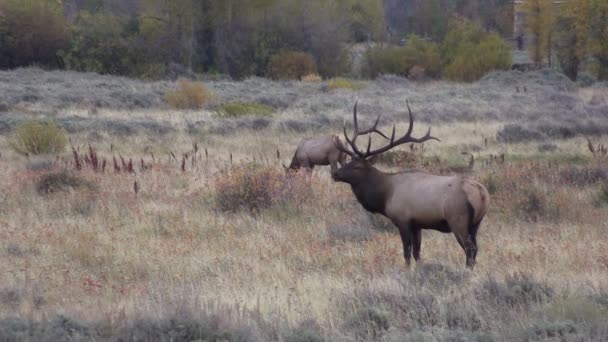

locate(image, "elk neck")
[[349, 167, 392, 216]]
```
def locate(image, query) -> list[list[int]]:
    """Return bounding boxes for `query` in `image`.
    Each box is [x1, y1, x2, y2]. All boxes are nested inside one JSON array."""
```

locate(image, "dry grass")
[[1, 121, 607, 340], [1, 71, 608, 340]]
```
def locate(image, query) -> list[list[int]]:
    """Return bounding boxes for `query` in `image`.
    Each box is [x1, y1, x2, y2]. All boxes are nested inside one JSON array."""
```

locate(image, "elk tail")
[[462, 179, 489, 226]]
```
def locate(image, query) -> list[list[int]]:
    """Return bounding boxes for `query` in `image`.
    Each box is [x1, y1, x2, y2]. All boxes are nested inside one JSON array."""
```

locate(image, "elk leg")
[[450, 215, 475, 269], [412, 228, 422, 262], [398, 226, 413, 267], [454, 232, 477, 269], [466, 222, 481, 268]]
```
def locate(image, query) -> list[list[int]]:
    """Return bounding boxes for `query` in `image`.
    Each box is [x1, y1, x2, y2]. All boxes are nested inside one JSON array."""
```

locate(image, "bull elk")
[[332, 101, 490, 269], [285, 121, 388, 173]]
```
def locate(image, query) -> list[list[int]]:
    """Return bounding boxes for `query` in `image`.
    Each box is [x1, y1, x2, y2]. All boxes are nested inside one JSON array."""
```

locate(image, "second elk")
[[332, 100, 490, 269], [285, 118, 388, 174]]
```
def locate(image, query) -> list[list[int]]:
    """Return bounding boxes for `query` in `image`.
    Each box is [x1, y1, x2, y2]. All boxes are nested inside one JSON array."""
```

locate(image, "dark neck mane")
[[350, 168, 392, 216]]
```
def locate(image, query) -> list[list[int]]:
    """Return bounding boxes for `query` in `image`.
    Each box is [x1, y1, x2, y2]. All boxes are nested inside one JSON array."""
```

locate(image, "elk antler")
[[336, 99, 390, 157], [336, 99, 440, 159]]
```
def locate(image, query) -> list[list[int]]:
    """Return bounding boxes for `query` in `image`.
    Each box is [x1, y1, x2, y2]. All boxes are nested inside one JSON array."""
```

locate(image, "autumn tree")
[[522, 0, 554, 66], [554, 0, 590, 80], [588, 0, 608, 79], [0, 0, 68, 69]]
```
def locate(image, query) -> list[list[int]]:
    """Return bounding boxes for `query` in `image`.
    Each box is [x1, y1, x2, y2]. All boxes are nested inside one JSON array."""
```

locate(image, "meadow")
[[1, 68, 608, 341]]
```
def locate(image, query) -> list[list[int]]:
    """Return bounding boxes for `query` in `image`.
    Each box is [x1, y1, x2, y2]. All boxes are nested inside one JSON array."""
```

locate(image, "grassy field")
[[1, 68, 608, 341]]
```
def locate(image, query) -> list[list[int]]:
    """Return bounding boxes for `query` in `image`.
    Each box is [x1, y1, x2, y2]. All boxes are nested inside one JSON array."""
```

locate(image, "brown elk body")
[[286, 117, 388, 173], [285, 135, 348, 173], [333, 101, 490, 269]]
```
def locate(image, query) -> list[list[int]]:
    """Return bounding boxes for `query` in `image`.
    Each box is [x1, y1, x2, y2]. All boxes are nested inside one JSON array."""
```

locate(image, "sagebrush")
[[11, 120, 67, 155]]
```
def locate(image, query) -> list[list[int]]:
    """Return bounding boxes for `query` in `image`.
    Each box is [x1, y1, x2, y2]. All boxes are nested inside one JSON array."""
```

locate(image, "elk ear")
[[366, 155, 380, 165]]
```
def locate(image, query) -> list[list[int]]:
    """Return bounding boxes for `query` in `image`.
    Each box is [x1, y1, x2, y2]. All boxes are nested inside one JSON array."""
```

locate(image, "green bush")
[[11, 121, 67, 155], [216, 102, 274, 117], [441, 19, 511, 82], [59, 12, 136, 75], [58, 11, 170, 78], [165, 79, 215, 110], [327, 77, 364, 91], [364, 35, 441, 79], [270, 51, 317, 80]]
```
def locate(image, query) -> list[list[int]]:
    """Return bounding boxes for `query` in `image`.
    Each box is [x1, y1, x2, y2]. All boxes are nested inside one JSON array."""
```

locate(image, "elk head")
[[332, 99, 439, 182]]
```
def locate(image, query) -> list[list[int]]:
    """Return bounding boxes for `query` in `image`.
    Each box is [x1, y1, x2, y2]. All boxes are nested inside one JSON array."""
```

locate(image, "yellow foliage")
[[522, 0, 555, 66], [165, 79, 214, 110], [327, 78, 364, 91], [442, 20, 511, 82], [301, 74, 323, 83]]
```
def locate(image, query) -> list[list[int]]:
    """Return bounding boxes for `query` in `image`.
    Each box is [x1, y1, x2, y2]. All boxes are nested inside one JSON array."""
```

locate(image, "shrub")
[[538, 142, 558, 153], [35, 171, 96, 195], [594, 182, 608, 207], [0, 314, 264, 341], [165, 79, 214, 109], [214, 163, 284, 214], [11, 120, 67, 155], [344, 307, 390, 340], [516, 185, 549, 222], [445, 301, 484, 332], [269, 51, 317, 80], [479, 273, 554, 308], [364, 35, 441, 79], [523, 320, 579, 341], [560, 167, 608, 186], [341, 290, 441, 333], [326, 221, 373, 244], [283, 320, 326, 342], [442, 19, 511, 82], [482, 173, 498, 195], [216, 102, 274, 117], [326, 77, 363, 91], [496, 124, 545, 143], [546, 297, 608, 325], [408, 263, 469, 290], [301, 74, 322, 83]]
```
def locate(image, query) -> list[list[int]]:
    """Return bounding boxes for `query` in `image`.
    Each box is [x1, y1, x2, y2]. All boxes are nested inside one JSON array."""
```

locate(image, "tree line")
[[4, 0, 600, 82], [523, 0, 608, 80]]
